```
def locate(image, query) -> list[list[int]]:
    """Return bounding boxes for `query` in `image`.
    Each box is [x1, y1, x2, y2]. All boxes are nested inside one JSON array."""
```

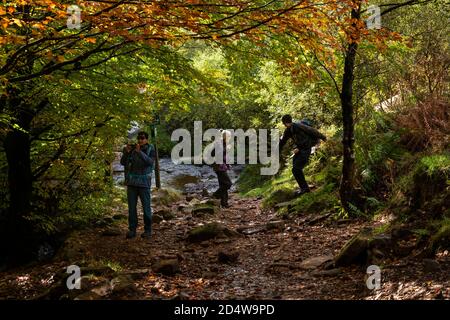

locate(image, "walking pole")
[[150, 116, 161, 189], [154, 137, 161, 189]]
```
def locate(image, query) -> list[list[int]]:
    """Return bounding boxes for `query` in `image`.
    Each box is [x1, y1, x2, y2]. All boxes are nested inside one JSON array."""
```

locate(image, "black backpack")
[[291, 120, 326, 148]]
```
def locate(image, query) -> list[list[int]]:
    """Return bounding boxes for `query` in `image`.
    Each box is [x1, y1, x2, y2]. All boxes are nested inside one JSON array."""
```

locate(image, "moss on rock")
[[152, 188, 182, 206]]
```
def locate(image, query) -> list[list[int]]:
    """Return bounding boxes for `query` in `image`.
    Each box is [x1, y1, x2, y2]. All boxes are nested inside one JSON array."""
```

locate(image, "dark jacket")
[[280, 122, 326, 150], [120, 144, 155, 188]]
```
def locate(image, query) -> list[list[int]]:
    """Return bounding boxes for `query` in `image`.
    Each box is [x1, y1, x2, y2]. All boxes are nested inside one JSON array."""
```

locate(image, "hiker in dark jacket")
[[212, 130, 232, 208], [120, 131, 155, 239], [279, 115, 326, 196]]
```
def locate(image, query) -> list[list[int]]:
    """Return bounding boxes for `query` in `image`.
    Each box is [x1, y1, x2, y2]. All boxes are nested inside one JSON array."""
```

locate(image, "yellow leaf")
[[32, 23, 45, 30], [85, 38, 97, 43], [12, 18, 22, 27]]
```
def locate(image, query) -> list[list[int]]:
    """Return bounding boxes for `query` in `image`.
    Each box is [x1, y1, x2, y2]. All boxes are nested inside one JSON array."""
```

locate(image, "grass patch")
[[417, 154, 450, 178], [290, 183, 339, 215], [373, 223, 391, 235], [387, 152, 450, 219], [237, 164, 279, 196], [430, 217, 450, 251], [413, 228, 431, 241], [92, 259, 123, 272]]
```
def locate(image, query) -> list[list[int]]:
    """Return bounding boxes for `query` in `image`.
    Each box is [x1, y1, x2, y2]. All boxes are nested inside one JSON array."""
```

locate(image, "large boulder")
[[334, 228, 372, 267], [335, 227, 399, 266]]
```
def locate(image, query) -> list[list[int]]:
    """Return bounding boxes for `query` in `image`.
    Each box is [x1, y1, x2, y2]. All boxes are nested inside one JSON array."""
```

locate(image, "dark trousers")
[[127, 186, 152, 233], [214, 171, 232, 206], [292, 148, 311, 190]]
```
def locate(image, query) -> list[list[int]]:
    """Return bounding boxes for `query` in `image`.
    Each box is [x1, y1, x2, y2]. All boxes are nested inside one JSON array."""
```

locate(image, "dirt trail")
[[0, 192, 448, 300]]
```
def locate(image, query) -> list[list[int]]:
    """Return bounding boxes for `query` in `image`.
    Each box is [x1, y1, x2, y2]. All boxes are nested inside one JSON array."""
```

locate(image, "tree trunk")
[[2, 96, 34, 263], [339, 7, 360, 212], [5, 128, 32, 218]]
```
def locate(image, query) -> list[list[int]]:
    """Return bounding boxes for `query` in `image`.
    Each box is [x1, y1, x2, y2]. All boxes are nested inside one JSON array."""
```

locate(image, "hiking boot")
[[141, 231, 152, 239], [126, 230, 136, 239], [295, 188, 311, 197]]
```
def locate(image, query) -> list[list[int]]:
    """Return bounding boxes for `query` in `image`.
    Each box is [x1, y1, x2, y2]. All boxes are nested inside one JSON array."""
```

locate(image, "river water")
[[112, 153, 244, 194]]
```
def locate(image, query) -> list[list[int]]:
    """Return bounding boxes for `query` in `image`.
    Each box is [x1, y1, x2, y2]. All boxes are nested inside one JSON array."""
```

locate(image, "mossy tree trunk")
[[339, 6, 360, 212]]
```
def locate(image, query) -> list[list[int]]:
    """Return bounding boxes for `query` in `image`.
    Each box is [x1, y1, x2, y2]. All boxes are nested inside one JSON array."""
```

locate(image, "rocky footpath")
[[0, 189, 448, 300]]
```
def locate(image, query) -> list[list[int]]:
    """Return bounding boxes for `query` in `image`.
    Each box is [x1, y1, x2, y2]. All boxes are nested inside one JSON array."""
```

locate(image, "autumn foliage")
[[0, 0, 401, 88]]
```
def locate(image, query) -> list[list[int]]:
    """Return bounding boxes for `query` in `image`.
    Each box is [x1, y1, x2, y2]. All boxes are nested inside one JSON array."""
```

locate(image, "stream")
[[112, 153, 244, 194]]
